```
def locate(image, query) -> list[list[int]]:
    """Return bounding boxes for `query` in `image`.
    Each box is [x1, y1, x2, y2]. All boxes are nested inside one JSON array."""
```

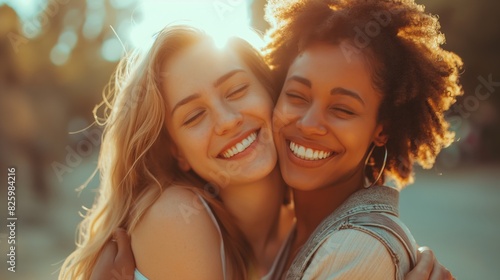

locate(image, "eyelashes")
[[182, 84, 250, 126], [183, 110, 205, 126], [285, 92, 309, 104], [331, 107, 355, 116], [285, 91, 357, 118], [226, 84, 249, 99]]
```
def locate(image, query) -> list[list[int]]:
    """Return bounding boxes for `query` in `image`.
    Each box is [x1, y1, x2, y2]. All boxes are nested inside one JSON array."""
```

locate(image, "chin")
[[236, 153, 278, 183], [280, 168, 318, 191], [255, 154, 278, 175]]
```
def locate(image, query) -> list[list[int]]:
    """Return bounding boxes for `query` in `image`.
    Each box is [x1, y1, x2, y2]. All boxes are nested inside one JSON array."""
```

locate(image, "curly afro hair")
[[264, 0, 463, 187]]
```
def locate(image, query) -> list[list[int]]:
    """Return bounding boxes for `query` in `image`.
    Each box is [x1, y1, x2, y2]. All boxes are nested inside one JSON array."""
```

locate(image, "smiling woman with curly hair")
[[264, 0, 463, 278], [265, 0, 463, 188]]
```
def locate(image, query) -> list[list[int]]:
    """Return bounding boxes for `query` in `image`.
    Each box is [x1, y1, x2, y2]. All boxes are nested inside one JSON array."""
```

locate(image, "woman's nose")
[[296, 106, 327, 136], [214, 104, 243, 135]]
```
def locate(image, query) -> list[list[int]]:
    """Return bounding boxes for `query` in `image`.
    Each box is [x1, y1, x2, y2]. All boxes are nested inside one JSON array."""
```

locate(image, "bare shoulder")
[[132, 185, 224, 280], [137, 186, 216, 235], [148, 186, 210, 223]]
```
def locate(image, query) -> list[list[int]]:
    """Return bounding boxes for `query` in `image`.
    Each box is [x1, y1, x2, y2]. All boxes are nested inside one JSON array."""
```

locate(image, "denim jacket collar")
[[331, 185, 399, 220]]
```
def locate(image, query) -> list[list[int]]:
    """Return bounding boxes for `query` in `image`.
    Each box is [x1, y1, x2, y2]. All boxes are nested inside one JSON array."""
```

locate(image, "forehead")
[[288, 42, 372, 80], [161, 40, 246, 92], [286, 42, 382, 104]]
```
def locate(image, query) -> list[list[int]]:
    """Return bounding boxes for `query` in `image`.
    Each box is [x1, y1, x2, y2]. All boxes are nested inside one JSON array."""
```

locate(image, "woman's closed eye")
[[226, 84, 249, 100], [285, 92, 309, 104], [183, 110, 206, 126], [330, 106, 356, 118]]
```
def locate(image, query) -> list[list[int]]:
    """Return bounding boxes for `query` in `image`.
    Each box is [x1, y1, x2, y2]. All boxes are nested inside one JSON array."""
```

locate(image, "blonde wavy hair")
[[59, 25, 277, 280]]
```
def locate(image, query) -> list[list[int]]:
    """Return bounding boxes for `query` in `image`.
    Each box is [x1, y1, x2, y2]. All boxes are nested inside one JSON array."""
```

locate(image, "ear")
[[373, 124, 388, 146], [171, 145, 191, 172]]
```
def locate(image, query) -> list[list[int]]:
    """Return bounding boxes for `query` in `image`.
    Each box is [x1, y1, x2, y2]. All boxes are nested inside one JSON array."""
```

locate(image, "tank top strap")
[[195, 193, 227, 280]]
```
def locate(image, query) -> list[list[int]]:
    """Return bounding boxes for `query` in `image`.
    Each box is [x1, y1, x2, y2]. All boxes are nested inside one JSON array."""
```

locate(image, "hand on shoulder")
[[90, 229, 135, 280]]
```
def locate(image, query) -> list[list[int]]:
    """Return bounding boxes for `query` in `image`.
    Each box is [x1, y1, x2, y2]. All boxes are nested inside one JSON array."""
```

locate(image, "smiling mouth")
[[220, 131, 258, 159], [289, 141, 336, 161]]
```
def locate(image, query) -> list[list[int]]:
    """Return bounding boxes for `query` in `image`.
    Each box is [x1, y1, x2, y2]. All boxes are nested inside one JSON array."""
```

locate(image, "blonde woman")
[[60, 25, 295, 280]]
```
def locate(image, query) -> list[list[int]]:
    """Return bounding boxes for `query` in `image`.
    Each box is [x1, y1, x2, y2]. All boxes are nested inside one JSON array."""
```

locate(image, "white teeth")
[[221, 132, 258, 159], [236, 143, 244, 152], [306, 148, 313, 158], [289, 141, 333, 161], [298, 146, 305, 158]]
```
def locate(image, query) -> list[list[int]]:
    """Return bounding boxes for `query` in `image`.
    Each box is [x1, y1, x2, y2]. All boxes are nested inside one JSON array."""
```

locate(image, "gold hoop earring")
[[364, 144, 388, 188]]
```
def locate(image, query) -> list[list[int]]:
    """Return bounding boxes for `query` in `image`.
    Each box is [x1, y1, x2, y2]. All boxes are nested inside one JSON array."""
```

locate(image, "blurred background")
[[0, 0, 498, 279]]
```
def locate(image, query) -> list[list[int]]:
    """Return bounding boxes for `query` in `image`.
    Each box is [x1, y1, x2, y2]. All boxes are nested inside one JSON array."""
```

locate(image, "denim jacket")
[[285, 186, 417, 280]]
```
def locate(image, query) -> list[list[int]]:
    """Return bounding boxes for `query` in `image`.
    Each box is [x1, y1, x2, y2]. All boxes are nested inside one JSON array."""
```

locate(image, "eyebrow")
[[170, 93, 201, 117], [286, 75, 365, 106], [213, 69, 244, 88], [330, 87, 365, 106], [170, 69, 245, 117], [287, 75, 312, 88]]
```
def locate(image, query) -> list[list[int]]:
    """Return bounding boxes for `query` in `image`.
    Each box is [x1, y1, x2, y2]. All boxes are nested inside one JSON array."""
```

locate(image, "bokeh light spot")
[[101, 37, 124, 62], [50, 43, 71, 65]]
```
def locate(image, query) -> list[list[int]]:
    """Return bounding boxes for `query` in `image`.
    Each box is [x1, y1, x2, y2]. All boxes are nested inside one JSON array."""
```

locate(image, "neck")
[[219, 165, 286, 258], [293, 168, 365, 248]]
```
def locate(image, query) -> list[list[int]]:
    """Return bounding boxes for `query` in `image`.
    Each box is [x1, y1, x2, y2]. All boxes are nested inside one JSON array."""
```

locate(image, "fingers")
[[429, 265, 453, 280], [416, 246, 436, 278], [405, 246, 435, 280], [406, 246, 455, 280], [429, 255, 454, 280], [111, 228, 136, 280], [113, 228, 136, 267], [90, 238, 119, 280], [99, 237, 119, 265]]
